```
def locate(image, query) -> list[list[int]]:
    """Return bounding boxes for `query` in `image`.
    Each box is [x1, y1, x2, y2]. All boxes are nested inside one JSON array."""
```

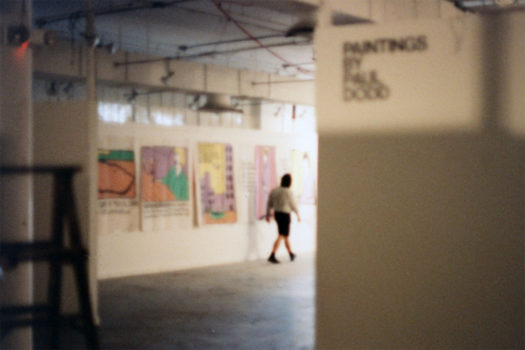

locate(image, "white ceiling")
[[30, 0, 525, 80], [33, 0, 326, 79]]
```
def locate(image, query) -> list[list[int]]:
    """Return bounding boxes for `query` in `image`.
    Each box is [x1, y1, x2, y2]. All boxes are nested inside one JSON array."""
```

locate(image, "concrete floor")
[[57, 253, 315, 349]]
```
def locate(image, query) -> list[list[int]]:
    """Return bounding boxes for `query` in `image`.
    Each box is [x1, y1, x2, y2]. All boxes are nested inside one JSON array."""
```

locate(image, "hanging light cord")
[[210, 0, 312, 74]]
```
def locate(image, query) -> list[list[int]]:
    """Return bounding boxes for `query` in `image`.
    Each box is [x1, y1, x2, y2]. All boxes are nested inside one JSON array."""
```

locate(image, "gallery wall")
[[31, 93, 316, 328], [97, 123, 317, 279], [31, 75, 317, 279]]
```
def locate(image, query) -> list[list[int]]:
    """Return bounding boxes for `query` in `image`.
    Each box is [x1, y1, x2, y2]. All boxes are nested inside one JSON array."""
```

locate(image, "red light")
[[14, 41, 29, 60]]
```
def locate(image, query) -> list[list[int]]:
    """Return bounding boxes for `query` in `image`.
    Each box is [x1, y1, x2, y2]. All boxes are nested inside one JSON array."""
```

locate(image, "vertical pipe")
[[85, 0, 96, 102], [84, 0, 100, 324]]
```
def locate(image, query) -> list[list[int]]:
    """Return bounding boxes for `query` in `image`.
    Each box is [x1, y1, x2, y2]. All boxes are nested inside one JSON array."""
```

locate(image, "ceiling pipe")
[[251, 79, 314, 86], [35, 0, 193, 27], [123, 88, 171, 102], [211, 0, 312, 74], [178, 34, 285, 51], [170, 4, 291, 34], [34, 0, 289, 35], [282, 61, 315, 68], [113, 40, 310, 67]]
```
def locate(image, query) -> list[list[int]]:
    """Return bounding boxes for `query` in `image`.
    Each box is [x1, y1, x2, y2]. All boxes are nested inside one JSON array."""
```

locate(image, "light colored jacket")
[[266, 187, 298, 215]]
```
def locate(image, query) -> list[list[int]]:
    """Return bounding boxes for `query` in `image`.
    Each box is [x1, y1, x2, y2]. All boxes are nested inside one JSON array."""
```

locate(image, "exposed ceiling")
[[27, 0, 525, 81], [32, 0, 328, 79]]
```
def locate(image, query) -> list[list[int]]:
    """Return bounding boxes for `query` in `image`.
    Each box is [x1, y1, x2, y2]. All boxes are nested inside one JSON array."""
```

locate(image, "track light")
[[85, 33, 100, 47], [63, 82, 74, 97], [43, 30, 57, 46], [124, 89, 139, 102], [161, 58, 175, 85], [188, 95, 201, 110], [160, 71, 175, 85], [102, 42, 117, 54], [7, 25, 30, 46], [97, 41, 117, 54], [45, 81, 59, 96]]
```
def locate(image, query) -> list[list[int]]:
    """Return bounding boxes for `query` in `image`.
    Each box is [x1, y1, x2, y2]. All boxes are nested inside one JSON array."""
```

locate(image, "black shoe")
[[290, 253, 296, 261], [268, 255, 279, 264]]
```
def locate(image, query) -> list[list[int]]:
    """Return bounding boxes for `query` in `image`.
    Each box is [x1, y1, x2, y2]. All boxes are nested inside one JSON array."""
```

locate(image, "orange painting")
[[98, 150, 136, 199]]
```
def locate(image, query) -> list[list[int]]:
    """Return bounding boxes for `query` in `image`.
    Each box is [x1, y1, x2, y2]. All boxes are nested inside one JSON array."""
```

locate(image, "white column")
[[84, 0, 100, 324], [0, 1, 33, 349]]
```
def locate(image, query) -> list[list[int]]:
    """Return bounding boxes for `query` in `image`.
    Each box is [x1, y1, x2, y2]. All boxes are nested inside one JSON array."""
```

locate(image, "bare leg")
[[284, 237, 296, 261], [284, 237, 292, 254], [272, 235, 283, 254], [268, 235, 283, 263]]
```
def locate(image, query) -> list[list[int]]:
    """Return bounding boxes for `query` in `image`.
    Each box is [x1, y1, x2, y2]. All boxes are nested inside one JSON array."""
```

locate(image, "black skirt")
[[274, 211, 291, 236]]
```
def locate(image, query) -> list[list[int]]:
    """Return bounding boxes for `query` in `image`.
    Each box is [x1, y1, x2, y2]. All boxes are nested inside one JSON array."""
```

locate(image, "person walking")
[[266, 174, 301, 263]]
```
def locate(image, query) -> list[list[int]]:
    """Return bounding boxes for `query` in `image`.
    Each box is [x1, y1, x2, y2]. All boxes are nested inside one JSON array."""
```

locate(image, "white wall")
[[97, 123, 317, 279], [315, 10, 524, 350], [260, 103, 316, 134]]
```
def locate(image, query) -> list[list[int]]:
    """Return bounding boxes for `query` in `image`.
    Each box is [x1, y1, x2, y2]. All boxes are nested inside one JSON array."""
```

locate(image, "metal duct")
[[198, 93, 243, 114]]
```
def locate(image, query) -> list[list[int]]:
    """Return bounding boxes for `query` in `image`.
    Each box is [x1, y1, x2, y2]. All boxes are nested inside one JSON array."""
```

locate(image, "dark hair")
[[281, 174, 292, 188]]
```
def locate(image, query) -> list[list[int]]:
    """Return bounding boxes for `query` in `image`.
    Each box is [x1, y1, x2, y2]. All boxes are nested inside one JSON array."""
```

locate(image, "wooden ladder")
[[0, 166, 99, 349]]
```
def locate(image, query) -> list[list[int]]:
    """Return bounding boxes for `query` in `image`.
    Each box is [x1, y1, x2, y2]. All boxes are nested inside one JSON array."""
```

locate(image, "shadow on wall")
[[317, 130, 525, 349], [245, 222, 263, 261]]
